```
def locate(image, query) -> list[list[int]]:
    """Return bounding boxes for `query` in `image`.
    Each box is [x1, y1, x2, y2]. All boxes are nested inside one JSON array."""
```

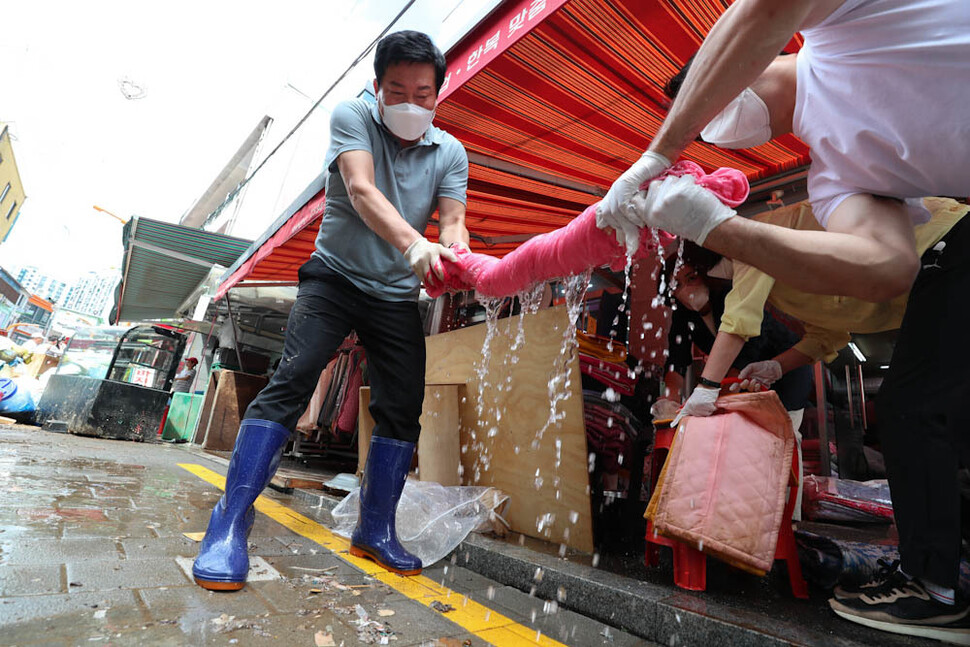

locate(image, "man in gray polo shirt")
[[193, 31, 469, 590]]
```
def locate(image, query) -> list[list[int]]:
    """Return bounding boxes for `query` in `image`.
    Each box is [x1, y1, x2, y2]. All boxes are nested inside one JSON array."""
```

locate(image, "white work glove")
[[596, 151, 671, 254], [650, 398, 681, 421], [738, 360, 783, 391], [403, 236, 458, 283], [671, 385, 720, 426], [629, 173, 736, 245]]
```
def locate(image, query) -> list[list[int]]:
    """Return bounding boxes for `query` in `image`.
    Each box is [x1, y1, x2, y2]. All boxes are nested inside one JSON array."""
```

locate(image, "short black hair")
[[665, 50, 793, 101], [663, 54, 696, 101], [374, 30, 447, 93], [658, 241, 724, 296]]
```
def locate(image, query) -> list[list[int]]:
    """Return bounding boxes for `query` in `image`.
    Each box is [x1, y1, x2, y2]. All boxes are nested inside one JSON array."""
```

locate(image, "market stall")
[[36, 325, 185, 441], [192, 1, 893, 573]]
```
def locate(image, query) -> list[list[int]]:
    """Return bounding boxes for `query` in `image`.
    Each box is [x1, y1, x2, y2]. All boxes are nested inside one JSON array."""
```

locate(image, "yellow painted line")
[[179, 463, 568, 647]]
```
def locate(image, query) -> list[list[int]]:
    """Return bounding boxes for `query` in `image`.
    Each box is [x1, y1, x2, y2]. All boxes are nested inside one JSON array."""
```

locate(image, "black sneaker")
[[833, 558, 903, 600], [830, 578, 970, 645]]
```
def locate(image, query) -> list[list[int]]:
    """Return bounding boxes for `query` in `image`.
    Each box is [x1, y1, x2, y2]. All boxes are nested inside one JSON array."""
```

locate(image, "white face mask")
[[378, 91, 435, 141], [700, 87, 772, 149]]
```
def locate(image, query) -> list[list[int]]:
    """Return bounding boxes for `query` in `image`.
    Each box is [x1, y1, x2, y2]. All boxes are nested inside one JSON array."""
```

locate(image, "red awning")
[[216, 187, 325, 299], [217, 0, 809, 297]]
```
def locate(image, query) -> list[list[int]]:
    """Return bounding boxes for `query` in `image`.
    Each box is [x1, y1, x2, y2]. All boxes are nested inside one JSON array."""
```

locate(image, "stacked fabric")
[[296, 342, 367, 442], [579, 355, 636, 397], [576, 330, 635, 397], [583, 390, 643, 477]]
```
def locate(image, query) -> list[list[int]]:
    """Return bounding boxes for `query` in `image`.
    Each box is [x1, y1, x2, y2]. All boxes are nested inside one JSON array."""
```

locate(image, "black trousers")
[[245, 259, 426, 443], [877, 215, 970, 589], [775, 364, 813, 412]]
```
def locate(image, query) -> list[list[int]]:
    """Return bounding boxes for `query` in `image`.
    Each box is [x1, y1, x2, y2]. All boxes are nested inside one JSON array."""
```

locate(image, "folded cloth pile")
[[583, 390, 643, 475], [425, 161, 749, 298], [579, 354, 636, 397], [577, 330, 627, 363]]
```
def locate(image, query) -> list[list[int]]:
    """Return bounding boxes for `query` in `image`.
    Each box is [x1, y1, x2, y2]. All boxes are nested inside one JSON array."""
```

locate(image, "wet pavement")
[[0, 424, 654, 646]]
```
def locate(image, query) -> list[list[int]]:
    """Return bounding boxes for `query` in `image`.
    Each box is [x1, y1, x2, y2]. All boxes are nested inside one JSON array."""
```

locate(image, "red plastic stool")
[[776, 449, 809, 598], [645, 423, 708, 590], [645, 417, 809, 598]]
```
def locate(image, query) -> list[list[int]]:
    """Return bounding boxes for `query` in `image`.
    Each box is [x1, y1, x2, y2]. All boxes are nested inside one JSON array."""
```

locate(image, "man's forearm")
[[703, 208, 918, 301], [348, 183, 421, 253], [438, 222, 469, 248], [650, 0, 813, 160]]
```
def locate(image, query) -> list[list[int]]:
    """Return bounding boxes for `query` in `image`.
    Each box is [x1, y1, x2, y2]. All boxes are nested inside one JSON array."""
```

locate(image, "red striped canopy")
[[217, 0, 809, 298]]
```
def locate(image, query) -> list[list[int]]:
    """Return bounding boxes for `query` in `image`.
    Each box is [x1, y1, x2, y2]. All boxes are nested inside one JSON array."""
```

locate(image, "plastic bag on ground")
[[0, 376, 36, 420], [331, 479, 509, 567], [795, 528, 970, 594], [801, 475, 893, 523]]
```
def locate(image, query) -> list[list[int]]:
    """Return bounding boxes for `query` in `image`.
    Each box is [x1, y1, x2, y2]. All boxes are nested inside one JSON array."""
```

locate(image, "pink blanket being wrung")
[[425, 160, 749, 299]]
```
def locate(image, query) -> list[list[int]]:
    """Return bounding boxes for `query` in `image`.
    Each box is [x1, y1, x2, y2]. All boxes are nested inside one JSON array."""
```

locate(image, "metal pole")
[[844, 364, 855, 427], [857, 364, 868, 430], [189, 315, 218, 394], [223, 292, 246, 373], [814, 362, 831, 476]]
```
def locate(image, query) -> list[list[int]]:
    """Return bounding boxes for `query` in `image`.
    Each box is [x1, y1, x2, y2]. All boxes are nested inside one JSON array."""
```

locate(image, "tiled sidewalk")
[[0, 425, 650, 646]]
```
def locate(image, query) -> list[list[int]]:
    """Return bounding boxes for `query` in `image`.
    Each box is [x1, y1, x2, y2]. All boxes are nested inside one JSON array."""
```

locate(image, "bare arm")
[[774, 346, 814, 374], [700, 331, 746, 384], [649, 0, 828, 160], [704, 194, 920, 301], [436, 197, 469, 248], [337, 149, 421, 253]]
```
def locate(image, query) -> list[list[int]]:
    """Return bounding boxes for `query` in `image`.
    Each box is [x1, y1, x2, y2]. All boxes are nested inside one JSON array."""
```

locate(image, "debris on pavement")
[[351, 604, 397, 644], [314, 630, 337, 646], [429, 600, 455, 614], [210, 613, 272, 637]]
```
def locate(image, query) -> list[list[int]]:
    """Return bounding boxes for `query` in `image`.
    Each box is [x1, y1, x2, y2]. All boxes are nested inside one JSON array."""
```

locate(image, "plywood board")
[[270, 467, 330, 492], [194, 370, 267, 451], [417, 384, 462, 487], [425, 306, 593, 552]]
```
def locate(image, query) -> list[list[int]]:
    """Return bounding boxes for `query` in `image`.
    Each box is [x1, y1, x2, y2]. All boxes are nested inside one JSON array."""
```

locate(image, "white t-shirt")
[[794, 0, 970, 228]]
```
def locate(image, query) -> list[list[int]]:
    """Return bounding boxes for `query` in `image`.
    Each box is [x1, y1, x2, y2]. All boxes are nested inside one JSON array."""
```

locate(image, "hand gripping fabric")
[[350, 436, 422, 575], [426, 161, 748, 298], [193, 419, 290, 590]]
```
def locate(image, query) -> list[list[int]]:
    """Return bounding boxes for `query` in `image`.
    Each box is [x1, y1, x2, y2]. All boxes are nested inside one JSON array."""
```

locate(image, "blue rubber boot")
[[193, 419, 290, 590], [350, 436, 422, 575]]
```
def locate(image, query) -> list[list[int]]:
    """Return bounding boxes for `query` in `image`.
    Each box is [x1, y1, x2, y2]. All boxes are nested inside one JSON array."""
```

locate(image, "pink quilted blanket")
[[646, 391, 796, 575], [426, 161, 749, 298]]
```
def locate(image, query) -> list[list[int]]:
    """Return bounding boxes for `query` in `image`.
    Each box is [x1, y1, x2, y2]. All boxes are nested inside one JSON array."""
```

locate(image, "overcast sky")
[[0, 0, 494, 282]]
